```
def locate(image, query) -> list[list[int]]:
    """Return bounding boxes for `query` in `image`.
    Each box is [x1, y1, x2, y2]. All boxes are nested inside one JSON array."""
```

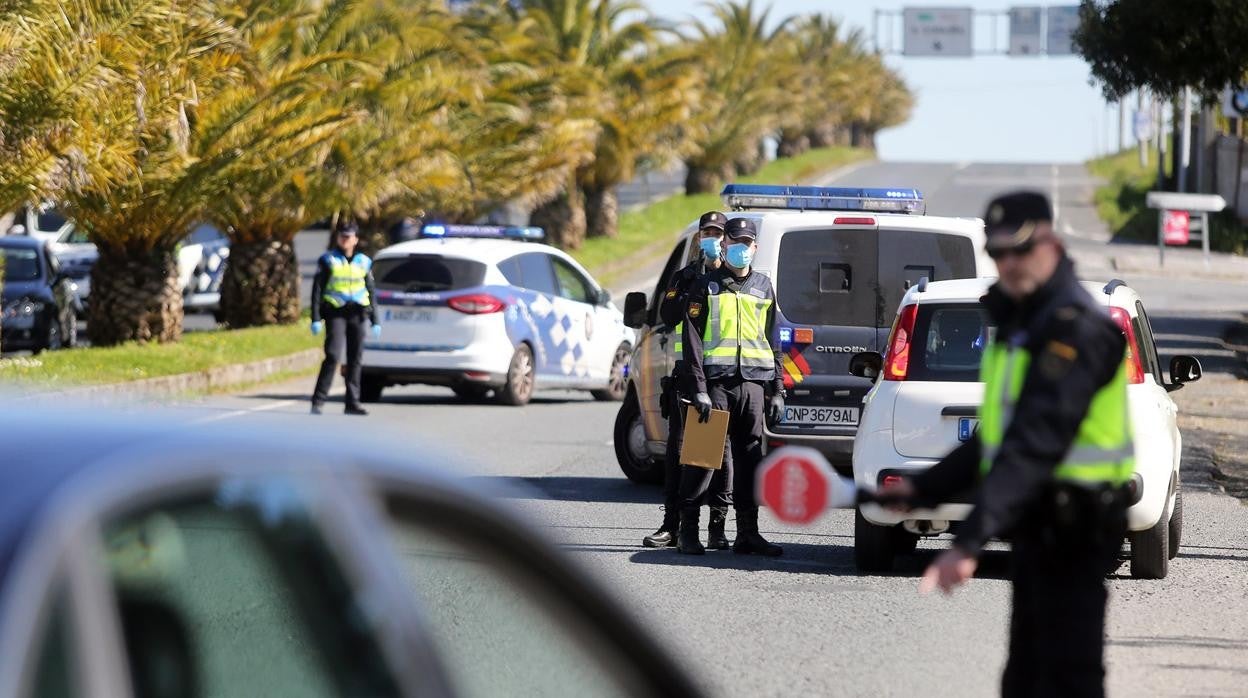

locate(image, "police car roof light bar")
[[420, 224, 545, 241], [720, 184, 925, 215]]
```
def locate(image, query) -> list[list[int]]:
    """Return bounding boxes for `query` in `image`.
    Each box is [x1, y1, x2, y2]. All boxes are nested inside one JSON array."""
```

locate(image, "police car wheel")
[[591, 343, 631, 402], [1129, 511, 1170, 580], [613, 392, 663, 484], [497, 344, 535, 406]]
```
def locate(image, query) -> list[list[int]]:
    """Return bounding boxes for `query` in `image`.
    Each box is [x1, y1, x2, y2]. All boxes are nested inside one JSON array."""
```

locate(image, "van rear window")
[[776, 229, 878, 327], [374, 255, 486, 292], [877, 230, 977, 319], [909, 304, 997, 382]]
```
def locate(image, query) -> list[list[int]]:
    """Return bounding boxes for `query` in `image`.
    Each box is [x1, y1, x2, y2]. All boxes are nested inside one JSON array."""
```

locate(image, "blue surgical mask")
[[699, 237, 722, 260], [726, 243, 753, 269]]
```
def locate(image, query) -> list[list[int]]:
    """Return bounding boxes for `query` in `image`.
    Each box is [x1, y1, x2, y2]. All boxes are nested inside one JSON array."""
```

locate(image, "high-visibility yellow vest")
[[322, 252, 371, 308], [978, 343, 1134, 486], [701, 291, 774, 372]]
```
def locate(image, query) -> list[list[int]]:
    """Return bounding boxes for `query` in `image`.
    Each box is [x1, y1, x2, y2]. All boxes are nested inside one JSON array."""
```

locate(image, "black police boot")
[[677, 508, 705, 555], [642, 508, 679, 548], [707, 507, 731, 550], [732, 507, 782, 557]]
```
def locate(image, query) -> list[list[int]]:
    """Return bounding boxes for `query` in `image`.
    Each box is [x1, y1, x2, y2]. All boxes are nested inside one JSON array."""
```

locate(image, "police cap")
[[698, 211, 727, 232], [983, 191, 1052, 253], [724, 217, 757, 242]]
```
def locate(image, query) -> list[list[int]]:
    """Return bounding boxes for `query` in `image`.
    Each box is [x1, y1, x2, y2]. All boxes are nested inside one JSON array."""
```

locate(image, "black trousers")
[[662, 388, 684, 512], [1002, 510, 1127, 698], [678, 377, 767, 510], [312, 305, 368, 409]]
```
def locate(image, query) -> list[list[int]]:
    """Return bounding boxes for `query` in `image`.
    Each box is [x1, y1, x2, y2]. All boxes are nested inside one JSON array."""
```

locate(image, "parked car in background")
[[180, 223, 230, 317], [0, 409, 703, 698], [0, 236, 80, 352], [48, 227, 97, 316], [9, 202, 74, 244]]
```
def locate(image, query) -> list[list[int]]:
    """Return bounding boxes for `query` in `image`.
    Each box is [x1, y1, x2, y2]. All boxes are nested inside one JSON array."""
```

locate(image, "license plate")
[[958, 418, 980, 442], [386, 308, 434, 323], [782, 406, 859, 426]]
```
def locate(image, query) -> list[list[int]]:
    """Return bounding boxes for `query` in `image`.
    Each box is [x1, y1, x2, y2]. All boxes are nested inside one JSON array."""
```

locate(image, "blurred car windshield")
[[0, 248, 41, 281]]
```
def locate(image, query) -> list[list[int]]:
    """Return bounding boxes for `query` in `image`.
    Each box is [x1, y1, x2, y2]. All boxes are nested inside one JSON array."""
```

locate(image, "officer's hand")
[[694, 392, 712, 423], [919, 547, 978, 596], [311, 320, 323, 336], [371, 324, 382, 339], [767, 393, 785, 424]]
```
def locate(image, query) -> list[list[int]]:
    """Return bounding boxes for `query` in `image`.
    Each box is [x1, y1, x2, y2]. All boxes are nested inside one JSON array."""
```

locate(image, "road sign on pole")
[[1162, 210, 1191, 246], [1008, 7, 1042, 56], [1045, 5, 1080, 55], [903, 7, 974, 57]]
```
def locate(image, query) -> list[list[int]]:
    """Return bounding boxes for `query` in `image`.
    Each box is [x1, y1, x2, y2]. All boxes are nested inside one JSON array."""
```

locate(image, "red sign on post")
[[757, 446, 834, 525], [1162, 209, 1190, 245]]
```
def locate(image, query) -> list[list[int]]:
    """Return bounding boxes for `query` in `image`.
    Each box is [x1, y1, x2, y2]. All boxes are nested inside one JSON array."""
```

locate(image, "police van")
[[361, 225, 633, 406], [614, 184, 993, 483]]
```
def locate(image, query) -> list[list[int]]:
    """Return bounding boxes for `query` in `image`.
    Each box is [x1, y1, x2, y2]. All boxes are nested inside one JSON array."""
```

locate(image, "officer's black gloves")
[[694, 392, 713, 423], [767, 393, 785, 425]]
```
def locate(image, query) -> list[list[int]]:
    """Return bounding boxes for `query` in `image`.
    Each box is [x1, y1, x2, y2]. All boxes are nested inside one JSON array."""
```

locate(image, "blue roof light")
[[420, 224, 545, 241], [720, 184, 925, 215]]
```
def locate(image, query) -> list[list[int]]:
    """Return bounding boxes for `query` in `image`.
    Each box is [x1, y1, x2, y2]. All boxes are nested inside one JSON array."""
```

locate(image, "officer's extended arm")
[[909, 437, 982, 507], [310, 255, 330, 323], [658, 268, 690, 328], [766, 285, 785, 397], [683, 282, 709, 395], [953, 315, 1125, 553]]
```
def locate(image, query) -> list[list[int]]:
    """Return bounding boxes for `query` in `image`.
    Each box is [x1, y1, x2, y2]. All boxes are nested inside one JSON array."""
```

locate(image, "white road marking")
[[190, 398, 303, 424]]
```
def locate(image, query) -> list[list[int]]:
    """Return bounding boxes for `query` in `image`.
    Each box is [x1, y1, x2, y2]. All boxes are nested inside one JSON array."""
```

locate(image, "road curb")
[[18, 348, 322, 403]]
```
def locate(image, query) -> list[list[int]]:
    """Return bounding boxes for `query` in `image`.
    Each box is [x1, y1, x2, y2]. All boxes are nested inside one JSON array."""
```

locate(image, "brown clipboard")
[[679, 405, 729, 470]]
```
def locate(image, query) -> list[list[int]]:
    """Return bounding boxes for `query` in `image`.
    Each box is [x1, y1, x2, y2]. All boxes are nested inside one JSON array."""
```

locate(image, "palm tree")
[[0, 0, 184, 214], [682, 0, 792, 194], [519, 0, 698, 242]]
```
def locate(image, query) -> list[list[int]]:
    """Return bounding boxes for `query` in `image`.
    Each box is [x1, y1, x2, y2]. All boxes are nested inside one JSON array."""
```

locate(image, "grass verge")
[[0, 322, 319, 388], [574, 146, 871, 282], [1088, 149, 1248, 255]]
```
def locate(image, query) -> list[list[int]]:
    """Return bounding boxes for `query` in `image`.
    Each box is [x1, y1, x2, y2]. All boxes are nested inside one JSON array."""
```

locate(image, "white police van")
[[361, 225, 634, 406], [614, 184, 994, 483]]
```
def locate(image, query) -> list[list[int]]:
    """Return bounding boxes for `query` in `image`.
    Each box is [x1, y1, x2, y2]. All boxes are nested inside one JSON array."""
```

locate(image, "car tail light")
[[448, 293, 505, 314], [883, 303, 919, 381], [882, 475, 904, 487], [1108, 306, 1146, 384], [463, 371, 492, 381], [768, 439, 785, 448]]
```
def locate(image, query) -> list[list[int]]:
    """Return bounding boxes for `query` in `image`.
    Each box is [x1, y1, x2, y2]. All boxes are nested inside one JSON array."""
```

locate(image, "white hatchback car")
[[361, 225, 634, 406], [850, 277, 1203, 578]]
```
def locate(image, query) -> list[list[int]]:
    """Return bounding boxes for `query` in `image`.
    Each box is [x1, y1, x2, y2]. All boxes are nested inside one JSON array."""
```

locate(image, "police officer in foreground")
[[310, 221, 381, 415], [678, 217, 786, 556], [643, 212, 730, 548], [882, 191, 1132, 697]]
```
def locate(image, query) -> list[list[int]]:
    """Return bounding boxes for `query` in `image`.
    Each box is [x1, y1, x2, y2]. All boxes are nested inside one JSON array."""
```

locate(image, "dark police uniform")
[[680, 218, 786, 556], [906, 192, 1131, 698], [643, 211, 730, 549], [311, 237, 378, 414]]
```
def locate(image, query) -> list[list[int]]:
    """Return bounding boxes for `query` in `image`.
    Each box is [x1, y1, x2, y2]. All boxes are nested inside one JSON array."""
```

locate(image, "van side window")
[[649, 240, 688, 327]]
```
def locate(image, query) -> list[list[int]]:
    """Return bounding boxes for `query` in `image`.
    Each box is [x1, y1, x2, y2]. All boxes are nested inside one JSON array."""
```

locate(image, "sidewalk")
[[1099, 241, 1248, 281]]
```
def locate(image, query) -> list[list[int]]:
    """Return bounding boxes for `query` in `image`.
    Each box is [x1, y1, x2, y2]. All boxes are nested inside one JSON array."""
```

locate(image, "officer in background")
[[882, 191, 1132, 697], [643, 211, 728, 548], [678, 217, 786, 556], [310, 221, 381, 415]]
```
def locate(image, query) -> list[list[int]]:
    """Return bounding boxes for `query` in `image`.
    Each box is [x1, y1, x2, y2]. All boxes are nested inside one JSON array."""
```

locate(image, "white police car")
[[850, 277, 1203, 578], [361, 225, 634, 406]]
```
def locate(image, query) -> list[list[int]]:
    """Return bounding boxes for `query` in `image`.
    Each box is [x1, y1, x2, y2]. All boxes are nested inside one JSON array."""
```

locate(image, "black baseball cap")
[[698, 211, 727, 231], [335, 220, 359, 236], [983, 191, 1052, 253], [724, 217, 757, 241]]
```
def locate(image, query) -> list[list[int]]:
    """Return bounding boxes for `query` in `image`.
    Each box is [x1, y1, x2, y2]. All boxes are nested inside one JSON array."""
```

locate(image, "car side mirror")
[[623, 292, 647, 329], [848, 351, 884, 380], [597, 288, 612, 306], [1169, 355, 1202, 387]]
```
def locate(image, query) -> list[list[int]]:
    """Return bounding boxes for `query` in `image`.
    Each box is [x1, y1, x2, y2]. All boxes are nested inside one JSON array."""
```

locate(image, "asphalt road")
[[180, 161, 1248, 697]]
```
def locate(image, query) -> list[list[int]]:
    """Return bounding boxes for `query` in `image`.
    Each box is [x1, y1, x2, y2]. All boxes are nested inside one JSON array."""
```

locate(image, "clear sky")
[[640, 0, 1137, 163]]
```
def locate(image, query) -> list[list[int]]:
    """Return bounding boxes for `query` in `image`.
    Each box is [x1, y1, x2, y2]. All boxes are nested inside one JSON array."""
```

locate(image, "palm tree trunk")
[[530, 185, 587, 250], [88, 247, 183, 345], [684, 162, 724, 194], [218, 238, 301, 328], [734, 140, 766, 176], [807, 124, 837, 148], [584, 185, 620, 240], [777, 130, 810, 158]]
